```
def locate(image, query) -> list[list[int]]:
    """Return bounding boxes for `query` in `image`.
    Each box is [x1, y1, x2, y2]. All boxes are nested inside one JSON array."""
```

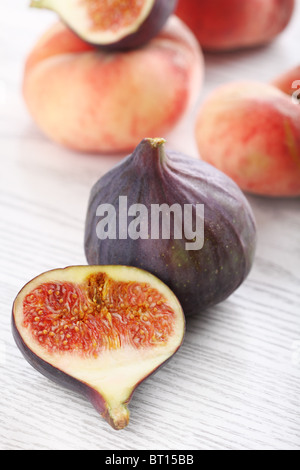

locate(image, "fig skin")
[[12, 265, 185, 430], [84, 138, 257, 317], [31, 0, 178, 51]]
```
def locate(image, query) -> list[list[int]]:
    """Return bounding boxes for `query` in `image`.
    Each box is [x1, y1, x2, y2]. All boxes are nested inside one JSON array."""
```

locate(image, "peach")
[[175, 0, 295, 51], [271, 65, 300, 97], [195, 68, 300, 197], [23, 16, 204, 154]]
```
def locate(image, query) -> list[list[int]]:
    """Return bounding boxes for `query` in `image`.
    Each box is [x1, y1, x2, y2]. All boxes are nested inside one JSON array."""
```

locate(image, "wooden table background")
[[1, 1, 300, 450]]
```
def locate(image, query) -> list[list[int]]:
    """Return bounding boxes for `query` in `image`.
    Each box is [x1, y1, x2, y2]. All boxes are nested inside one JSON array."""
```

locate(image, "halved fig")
[[12, 265, 184, 430], [30, 0, 178, 50]]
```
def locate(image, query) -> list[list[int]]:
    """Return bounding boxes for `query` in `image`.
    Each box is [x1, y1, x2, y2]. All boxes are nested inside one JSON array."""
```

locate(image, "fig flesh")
[[84, 138, 257, 316], [30, 0, 178, 50], [12, 265, 185, 430]]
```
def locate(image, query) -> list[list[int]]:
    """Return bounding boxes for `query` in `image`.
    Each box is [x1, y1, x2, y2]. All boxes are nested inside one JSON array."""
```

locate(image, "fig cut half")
[[12, 265, 185, 430], [30, 0, 178, 50]]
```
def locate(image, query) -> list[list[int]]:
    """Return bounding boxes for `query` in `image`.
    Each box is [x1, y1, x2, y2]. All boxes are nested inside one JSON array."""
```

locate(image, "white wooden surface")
[[1, 1, 300, 451]]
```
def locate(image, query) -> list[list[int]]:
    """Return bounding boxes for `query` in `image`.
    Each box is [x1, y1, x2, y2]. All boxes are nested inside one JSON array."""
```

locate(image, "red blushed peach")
[[195, 70, 300, 197], [23, 16, 204, 154], [175, 0, 295, 51]]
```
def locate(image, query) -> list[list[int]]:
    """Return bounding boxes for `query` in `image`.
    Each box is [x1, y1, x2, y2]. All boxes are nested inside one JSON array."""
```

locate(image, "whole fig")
[[85, 138, 257, 316]]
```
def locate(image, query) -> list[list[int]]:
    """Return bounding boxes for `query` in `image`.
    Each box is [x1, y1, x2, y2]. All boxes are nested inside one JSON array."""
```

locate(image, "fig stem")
[[107, 404, 130, 430]]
